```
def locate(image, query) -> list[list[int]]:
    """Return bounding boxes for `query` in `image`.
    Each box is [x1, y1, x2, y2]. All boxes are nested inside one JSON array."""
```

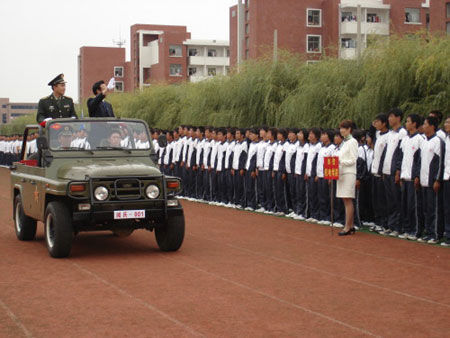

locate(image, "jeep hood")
[[57, 159, 161, 180]]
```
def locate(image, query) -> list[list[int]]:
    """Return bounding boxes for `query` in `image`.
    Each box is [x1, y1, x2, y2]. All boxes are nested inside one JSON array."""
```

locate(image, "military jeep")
[[10, 118, 184, 258]]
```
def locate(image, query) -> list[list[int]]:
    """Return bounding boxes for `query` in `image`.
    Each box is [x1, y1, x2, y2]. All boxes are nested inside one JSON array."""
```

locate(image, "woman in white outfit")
[[336, 120, 359, 236]]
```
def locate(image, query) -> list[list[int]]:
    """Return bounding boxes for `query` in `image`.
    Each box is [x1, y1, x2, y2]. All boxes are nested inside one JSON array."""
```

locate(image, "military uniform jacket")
[[37, 94, 77, 123]]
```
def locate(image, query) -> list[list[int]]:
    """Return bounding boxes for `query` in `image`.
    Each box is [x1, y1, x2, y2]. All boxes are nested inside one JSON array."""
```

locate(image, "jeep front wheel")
[[155, 215, 185, 252], [44, 201, 74, 258], [14, 195, 37, 241]]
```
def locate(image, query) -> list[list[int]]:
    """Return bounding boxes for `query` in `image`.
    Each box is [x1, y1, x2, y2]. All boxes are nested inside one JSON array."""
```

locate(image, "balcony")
[[189, 56, 230, 67], [340, 21, 389, 35], [340, 48, 357, 60]]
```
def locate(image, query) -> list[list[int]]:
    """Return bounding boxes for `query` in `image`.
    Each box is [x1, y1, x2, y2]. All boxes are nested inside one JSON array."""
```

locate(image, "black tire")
[[14, 195, 37, 241], [155, 215, 185, 252], [44, 201, 74, 258]]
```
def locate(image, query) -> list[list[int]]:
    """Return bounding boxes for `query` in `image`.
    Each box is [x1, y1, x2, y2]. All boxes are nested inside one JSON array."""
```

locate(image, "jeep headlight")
[[94, 186, 109, 201], [145, 185, 160, 199]]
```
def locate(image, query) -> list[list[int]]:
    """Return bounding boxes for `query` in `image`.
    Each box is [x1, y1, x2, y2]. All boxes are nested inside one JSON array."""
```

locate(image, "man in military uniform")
[[55, 125, 74, 149], [36, 74, 77, 123]]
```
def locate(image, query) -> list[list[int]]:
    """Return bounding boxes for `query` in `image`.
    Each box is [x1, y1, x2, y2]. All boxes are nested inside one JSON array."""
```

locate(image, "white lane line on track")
[[275, 231, 450, 273], [71, 263, 204, 337], [186, 201, 450, 273], [163, 256, 381, 338], [190, 233, 450, 309], [0, 298, 33, 338]]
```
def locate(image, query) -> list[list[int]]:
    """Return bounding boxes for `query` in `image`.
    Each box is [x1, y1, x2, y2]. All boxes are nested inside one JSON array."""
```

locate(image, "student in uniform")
[[370, 114, 389, 232], [215, 128, 228, 205], [293, 129, 309, 220], [231, 128, 248, 208], [186, 127, 198, 199], [163, 131, 174, 176], [194, 127, 206, 200], [244, 129, 259, 211], [305, 128, 322, 222], [208, 129, 219, 203], [255, 127, 268, 212], [272, 129, 289, 216], [285, 128, 299, 217], [262, 128, 277, 214], [202, 127, 214, 201], [224, 128, 236, 207], [316, 129, 336, 225], [442, 116, 450, 247], [380, 108, 407, 236], [399, 114, 424, 241], [417, 116, 445, 244]]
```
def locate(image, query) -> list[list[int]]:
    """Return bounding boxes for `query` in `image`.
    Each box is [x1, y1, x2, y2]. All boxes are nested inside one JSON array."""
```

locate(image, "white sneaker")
[[322, 221, 331, 226], [407, 234, 418, 241], [287, 212, 295, 217], [235, 205, 242, 209], [389, 231, 399, 237], [256, 208, 265, 213], [245, 207, 255, 211], [427, 238, 439, 244], [398, 233, 408, 239], [294, 215, 305, 220], [333, 223, 344, 228], [274, 212, 284, 217], [374, 225, 383, 232]]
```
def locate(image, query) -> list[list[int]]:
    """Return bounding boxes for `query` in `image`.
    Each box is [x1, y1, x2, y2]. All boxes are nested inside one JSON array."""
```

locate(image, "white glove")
[[107, 77, 115, 90]]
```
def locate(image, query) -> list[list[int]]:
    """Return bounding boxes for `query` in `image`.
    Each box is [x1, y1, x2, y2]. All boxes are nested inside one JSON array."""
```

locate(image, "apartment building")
[[0, 98, 38, 125]]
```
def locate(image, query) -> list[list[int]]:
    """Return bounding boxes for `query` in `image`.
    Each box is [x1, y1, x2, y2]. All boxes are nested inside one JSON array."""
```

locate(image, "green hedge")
[[2, 33, 448, 135]]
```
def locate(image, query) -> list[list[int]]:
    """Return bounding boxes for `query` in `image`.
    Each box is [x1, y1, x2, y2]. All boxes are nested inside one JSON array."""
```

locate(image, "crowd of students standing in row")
[[151, 110, 450, 245]]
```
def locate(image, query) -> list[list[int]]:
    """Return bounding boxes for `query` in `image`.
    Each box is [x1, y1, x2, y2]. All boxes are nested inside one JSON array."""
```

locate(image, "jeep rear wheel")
[[14, 195, 37, 241], [155, 215, 185, 252], [44, 201, 74, 258]]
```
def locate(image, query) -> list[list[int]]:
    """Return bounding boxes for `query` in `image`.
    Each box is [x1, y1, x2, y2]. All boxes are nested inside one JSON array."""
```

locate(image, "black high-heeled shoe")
[[338, 228, 356, 236]]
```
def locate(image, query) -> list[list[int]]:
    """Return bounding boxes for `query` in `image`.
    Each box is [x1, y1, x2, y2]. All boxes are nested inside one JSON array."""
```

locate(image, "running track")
[[0, 167, 449, 337]]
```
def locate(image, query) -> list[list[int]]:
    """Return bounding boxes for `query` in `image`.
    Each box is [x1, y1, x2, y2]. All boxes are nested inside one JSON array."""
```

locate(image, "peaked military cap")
[[48, 74, 67, 86], [58, 125, 73, 136]]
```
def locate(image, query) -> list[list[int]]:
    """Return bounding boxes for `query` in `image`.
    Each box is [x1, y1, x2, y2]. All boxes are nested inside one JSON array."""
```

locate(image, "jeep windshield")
[[47, 120, 151, 151]]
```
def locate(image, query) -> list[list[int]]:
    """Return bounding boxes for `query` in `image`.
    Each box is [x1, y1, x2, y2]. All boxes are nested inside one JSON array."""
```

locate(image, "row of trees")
[[2, 33, 448, 135]]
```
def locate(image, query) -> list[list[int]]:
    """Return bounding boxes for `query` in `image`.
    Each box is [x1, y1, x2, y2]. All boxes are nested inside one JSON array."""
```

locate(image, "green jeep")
[[10, 118, 184, 258]]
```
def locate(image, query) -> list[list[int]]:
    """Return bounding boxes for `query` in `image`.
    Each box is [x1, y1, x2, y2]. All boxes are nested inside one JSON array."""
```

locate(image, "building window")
[[245, 11, 249, 21], [367, 13, 381, 23], [189, 67, 197, 76], [341, 38, 356, 49], [245, 24, 250, 34], [115, 81, 124, 92], [447, 22, 450, 34], [226, 49, 230, 57], [169, 45, 182, 57], [188, 48, 198, 56], [447, 3, 450, 18], [232, 9, 236, 17], [342, 12, 356, 22], [170, 64, 182, 76], [208, 49, 217, 57], [307, 9, 322, 27], [114, 66, 124, 77], [208, 68, 217, 76], [307, 35, 322, 53], [245, 49, 249, 59], [405, 8, 420, 23], [245, 37, 249, 48], [226, 67, 230, 75], [245, 0, 249, 9]]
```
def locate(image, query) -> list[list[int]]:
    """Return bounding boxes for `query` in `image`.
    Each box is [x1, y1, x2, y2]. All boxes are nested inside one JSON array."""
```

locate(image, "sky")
[[0, 0, 237, 103]]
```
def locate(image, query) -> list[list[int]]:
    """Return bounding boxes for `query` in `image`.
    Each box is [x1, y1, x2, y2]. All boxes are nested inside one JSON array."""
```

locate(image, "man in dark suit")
[[87, 80, 115, 118]]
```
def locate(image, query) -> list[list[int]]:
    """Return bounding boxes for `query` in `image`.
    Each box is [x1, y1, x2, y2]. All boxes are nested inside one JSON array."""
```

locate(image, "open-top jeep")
[[10, 118, 184, 258]]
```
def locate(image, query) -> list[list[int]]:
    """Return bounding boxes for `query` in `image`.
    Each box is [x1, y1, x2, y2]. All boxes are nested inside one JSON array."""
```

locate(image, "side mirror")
[[36, 136, 49, 150], [157, 134, 168, 148]]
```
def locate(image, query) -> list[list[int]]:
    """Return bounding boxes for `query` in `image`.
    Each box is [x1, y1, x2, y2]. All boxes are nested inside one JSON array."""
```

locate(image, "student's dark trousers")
[[263, 171, 275, 212], [359, 176, 373, 223], [422, 186, 443, 239], [273, 172, 288, 213], [225, 169, 234, 204], [286, 173, 296, 211], [384, 174, 402, 232], [444, 180, 450, 239], [318, 177, 331, 221], [203, 169, 211, 201], [256, 170, 265, 207], [401, 181, 423, 236], [372, 175, 387, 228], [234, 171, 246, 207], [294, 174, 307, 216], [307, 176, 319, 220], [245, 171, 257, 209], [196, 169, 205, 199]]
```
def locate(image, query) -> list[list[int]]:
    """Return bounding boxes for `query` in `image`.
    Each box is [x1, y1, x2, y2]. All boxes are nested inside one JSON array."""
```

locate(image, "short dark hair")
[[92, 80, 105, 95], [424, 116, 439, 131], [277, 128, 288, 140], [309, 127, 321, 140], [339, 119, 354, 131], [268, 127, 278, 138], [407, 114, 423, 129], [322, 129, 335, 142], [429, 110, 443, 124], [374, 113, 388, 126], [388, 107, 403, 119], [198, 126, 205, 134]]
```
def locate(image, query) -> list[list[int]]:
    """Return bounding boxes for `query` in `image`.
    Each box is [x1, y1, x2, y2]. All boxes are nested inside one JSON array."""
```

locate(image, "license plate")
[[114, 210, 146, 220]]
